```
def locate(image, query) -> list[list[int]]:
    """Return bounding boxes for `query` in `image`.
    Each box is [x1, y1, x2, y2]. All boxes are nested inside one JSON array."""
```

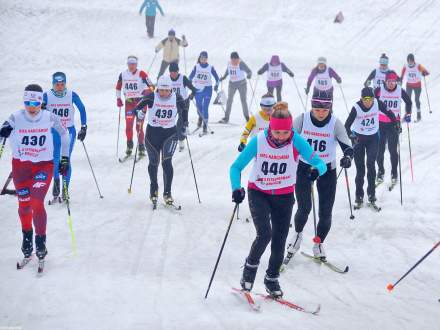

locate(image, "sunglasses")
[[24, 101, 41, 107], [362, 96, 373, 101]]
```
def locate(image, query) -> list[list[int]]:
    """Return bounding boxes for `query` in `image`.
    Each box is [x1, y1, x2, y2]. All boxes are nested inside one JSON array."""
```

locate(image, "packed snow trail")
[[1, 0, 439, 329]]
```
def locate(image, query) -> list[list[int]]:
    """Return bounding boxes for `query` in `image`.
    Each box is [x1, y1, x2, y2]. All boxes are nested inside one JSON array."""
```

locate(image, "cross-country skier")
[[43, 72, 86, 203], [284, 91, 352, 263], [344, 87, 397, 209], [257, 55, 294, 102], [218, 51, 252, 123], [400, 53, 429, 122], [305, 57, 341, 100], [155, 29, 188, 79], [230, 102, 327, 298], [188, 51, 220, 135], [364, 53, 390, 89], [0, 84, 70, 270], [116, 55, 154, 160], [139, 0, 164, 38], [375, 71, 412, 187], [168, 62, 197, 151], [238, 93, 275, 152], [134, 76, 187, 207]]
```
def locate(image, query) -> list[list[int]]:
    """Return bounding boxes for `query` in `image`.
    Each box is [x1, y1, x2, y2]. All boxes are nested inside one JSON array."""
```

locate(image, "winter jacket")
[[139, 0, 164, 17], [156, 37, 188, 63]]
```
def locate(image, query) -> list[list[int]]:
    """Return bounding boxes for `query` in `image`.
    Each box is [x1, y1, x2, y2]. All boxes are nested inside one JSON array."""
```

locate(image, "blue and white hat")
[[52, 72, 66, 84]]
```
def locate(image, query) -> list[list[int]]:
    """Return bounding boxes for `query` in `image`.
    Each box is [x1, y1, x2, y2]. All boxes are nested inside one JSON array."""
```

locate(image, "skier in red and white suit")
[[0, 84, 70, 261]]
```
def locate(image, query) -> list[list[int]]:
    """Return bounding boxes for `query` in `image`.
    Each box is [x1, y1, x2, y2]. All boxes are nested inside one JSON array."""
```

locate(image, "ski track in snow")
[[1, 0, 440, 329]]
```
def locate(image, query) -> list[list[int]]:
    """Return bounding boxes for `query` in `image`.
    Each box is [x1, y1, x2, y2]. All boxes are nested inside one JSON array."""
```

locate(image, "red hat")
[[386, 71, 398, 81]]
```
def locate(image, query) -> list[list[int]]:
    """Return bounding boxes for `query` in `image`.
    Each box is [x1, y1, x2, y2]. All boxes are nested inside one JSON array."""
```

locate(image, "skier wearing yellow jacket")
[[238, 93, 275, 152]]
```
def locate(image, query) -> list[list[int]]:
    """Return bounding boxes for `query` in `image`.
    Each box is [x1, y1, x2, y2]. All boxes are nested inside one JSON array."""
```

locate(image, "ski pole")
[[387, 241, 440, 292], [398, 136, 403, 205], [1, 172, 15, 195], [205, 203, 239, 299], [423, 76, 432, 114], [62, 178, 77, 256], [344, 168, 355, 220], [337, 167, 343, 180], [311, 182, 319, 243], [116, 106, 121, 159], [147, 53, 157, 74], [305, 93, 309, 112], [406, 123, 414, 182], [338, 84, 350, 114], [190, 99, 213, 134], [292, 76, 306, 112], [0, 137, 6, 160], [81, 141, 104, 199], [183, 47, 187, 75], [185, 136, 201, 203], [248, 76, 259, 113], [128, 138, 139, 194]]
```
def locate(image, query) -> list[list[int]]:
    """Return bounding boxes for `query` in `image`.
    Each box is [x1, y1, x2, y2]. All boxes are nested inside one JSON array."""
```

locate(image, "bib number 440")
[[261, 161, 287, 176]]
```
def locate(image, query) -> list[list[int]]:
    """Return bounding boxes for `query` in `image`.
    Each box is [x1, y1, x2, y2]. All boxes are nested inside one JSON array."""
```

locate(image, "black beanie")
[[230, 51, 239, 59], [24, 84, 43, 93], [407, 53, 415, 62], [361, 87, 374, 98], [169, 62, 179, 72]]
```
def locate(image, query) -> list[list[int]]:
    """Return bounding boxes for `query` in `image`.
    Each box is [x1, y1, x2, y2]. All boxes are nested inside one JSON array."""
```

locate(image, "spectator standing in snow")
[[155, 29, 188, 80], [139, 0, 164, 38]]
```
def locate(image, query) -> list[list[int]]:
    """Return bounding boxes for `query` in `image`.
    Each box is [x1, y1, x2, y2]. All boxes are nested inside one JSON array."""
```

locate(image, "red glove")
[[117, 98, 123, 107]]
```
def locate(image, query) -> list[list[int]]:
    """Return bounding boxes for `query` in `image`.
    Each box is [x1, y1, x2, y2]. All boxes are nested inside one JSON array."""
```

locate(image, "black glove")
[[77, 125, 87, 141], [214, 85, 219, 92], [307, 168, 319, 181], [304, 87, 310, 95], [238, 142, 246, 152], [395, 121, 402, 134], [340, 156, 351, 168], [219, 76, 225, 82], [337, 78, 342, 84], [0, 121, 13, 138], [232, 188, 246, 204], [59, 156, 70, 176], [247, 74, 252, 79], [349, 133, 359, 145], [289, 72, 294, 78]]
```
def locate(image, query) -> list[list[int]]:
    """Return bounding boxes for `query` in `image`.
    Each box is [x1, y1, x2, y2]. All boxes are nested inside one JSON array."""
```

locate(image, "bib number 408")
[[261, 161, 287, 176]]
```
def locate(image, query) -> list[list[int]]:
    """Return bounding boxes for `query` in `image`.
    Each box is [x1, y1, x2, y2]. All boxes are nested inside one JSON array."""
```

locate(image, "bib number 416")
[[261, 161, 287, 176], [307, 139, 326, 152]]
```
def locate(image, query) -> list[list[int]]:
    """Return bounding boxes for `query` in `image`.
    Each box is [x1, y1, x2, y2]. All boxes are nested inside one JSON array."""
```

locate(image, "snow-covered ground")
[[1, 1, 439, 329]]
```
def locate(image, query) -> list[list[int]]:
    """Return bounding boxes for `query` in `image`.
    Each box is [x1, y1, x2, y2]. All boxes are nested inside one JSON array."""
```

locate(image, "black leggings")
[[267, 84, 282, 102], [406, 85, 422, 110], [294, 161, 336, 242], [354, 134, 379, 199], [247, 189, 295, 278], [145, 125, 178, 195], [377, 122, 399, 178]]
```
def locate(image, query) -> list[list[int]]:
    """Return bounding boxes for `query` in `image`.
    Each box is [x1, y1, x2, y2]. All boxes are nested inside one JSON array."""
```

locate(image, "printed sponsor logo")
[[32, 182, 47, 189], [17, 188, 30, 196], [34, 172, 48, 181]]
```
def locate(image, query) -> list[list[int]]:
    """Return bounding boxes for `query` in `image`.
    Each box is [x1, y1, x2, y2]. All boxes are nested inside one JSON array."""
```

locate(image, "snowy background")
[[1, 0, 439, 329]]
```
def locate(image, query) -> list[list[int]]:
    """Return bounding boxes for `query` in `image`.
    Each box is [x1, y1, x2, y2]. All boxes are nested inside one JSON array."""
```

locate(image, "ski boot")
[[240, 259, 258, 291], [49, 178, 62, 204], [376, 172, 384, 186], [313, 242, 326, 261], [416, 110, 421, 122], [368, 195, 382, 212], [264, 275, 283, 299], [178, 140, 185, 152], [354, 196, 363, 209], [138, 144, 146, 157], [35, 235, 47, 260], [197, 117, 203, 128], [163, 192, 174, 206], [21, 229, 33, 258], [284, 232, 303, 265], [150, 189, 158, 209], [126, 141, 134, 156], [218, 117, 228, 124]]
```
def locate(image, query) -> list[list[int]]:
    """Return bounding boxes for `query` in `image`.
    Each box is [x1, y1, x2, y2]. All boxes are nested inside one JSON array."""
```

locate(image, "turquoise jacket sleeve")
[[293, 131, 327, 175], [72, 91, 87, 126], [139, 0, 146, 14], [230, 135, 258, 191], [156, 1, 164, 15]]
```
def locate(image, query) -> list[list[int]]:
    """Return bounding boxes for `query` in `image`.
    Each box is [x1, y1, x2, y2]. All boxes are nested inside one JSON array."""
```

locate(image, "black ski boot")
[[150, 186, 158, 208], [21, 229, 33, 258], [202, 122, 208, 135], [354, 196, 363, 209], [35, 235, 47, 260], [52, 178, 60, 197], [264, 275, 283, 298], [126, 141, 134, 156], [163, 192, 174, 205], [240, 259, 258, 291], [138, 144, 146, 157], [197, 117, 203, 128], [416, 110, 421, 122]]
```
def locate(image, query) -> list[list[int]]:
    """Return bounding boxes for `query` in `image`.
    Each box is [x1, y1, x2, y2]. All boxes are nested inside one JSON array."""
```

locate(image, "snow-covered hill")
[[1, 1, 439, 329]]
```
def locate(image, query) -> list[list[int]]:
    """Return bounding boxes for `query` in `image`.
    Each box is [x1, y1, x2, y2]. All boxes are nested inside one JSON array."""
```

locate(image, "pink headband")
[[270, 116, 292, 131]]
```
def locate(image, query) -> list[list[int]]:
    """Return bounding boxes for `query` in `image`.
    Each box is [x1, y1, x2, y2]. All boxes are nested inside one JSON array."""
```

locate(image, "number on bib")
[[21, 135, 46, 147], [307, 139, 326, 152], [361, 117, 375, 127], [261, 161, 287, 176], [155, 109, 173, 119], [52, 108, 69, 117]]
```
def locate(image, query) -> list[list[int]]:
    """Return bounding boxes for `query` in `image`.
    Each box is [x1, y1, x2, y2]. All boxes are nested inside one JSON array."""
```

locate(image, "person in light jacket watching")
[[139, 0, 164, 38]]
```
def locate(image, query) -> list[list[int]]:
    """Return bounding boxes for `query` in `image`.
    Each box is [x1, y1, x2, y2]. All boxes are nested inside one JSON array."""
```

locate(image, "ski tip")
[[350, 215, 355, 220], [343, 266, 349, 273], [386, 283, 394, 292], [128, 189, 132, 194], [313, 304, 321, 315]]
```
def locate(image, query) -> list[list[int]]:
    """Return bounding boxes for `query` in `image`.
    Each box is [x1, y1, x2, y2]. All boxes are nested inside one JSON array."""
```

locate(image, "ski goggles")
[[24, 100, 42, 107], [362, 96, 373, 102]]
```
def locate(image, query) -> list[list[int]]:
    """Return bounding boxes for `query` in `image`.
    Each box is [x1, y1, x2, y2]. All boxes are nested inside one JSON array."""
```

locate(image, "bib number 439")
[[261, 161, 287, 176], [155, 109, 173, 119]]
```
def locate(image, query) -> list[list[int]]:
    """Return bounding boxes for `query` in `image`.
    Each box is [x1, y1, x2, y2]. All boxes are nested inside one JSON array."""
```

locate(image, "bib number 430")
[[261, 161, 287, 176], [21, 135, 46, 147]]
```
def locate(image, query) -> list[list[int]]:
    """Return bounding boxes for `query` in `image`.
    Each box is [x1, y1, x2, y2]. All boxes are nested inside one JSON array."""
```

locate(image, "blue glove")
[[404, 114, 411, 123]]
